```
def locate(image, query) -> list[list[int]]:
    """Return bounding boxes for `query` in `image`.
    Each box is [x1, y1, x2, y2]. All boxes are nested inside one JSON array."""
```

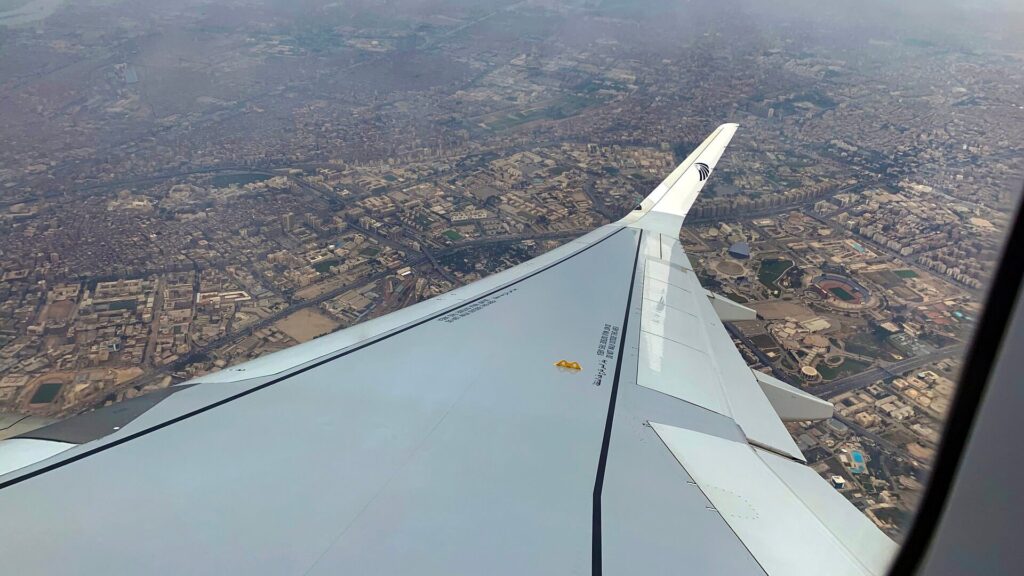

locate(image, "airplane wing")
[[0, 124, 896, 575]]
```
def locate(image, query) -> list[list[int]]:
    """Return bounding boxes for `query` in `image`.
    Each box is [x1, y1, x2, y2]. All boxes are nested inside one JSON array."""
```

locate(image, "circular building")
[[713, 259, 746, 277], [800, 365, 822, 383]]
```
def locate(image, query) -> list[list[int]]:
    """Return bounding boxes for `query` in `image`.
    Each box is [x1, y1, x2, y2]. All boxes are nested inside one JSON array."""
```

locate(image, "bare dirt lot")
[[274, 309, 340, 343]]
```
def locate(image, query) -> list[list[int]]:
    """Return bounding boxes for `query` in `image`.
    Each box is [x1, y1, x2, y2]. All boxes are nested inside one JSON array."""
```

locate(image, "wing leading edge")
[[0, 124, 896, 576]]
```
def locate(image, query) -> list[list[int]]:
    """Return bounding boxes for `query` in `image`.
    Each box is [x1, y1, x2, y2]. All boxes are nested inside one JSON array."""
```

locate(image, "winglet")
[[619, 123, 738, 235]]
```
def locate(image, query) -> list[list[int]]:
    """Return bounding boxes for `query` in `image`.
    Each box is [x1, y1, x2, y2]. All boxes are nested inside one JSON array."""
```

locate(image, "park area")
[[758, 258, 793, 292], [816, 357, 872, 380]]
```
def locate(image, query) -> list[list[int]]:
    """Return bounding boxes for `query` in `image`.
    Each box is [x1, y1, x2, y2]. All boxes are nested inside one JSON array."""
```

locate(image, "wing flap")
[[753, 370, 835, 422], [757, 448, 897, 576], [637, 330, 729, 415], [651, 422, 895, 576], [638, 232, 806, 461]]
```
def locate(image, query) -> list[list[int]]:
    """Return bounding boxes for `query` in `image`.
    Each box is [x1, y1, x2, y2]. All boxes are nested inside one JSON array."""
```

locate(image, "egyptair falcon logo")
[[695, 162, 711, 181]]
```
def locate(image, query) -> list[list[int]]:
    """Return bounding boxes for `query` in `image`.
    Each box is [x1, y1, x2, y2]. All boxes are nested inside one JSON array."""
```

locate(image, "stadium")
[[811, 273, 871, 305]]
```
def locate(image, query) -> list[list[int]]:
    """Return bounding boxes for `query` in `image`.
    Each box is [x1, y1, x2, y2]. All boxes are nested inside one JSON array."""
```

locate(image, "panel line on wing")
[[592, 229, 643, 576]]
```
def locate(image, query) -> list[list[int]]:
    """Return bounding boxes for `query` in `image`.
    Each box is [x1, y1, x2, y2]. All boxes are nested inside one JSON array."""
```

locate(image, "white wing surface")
[[0, 125, 896, 576]]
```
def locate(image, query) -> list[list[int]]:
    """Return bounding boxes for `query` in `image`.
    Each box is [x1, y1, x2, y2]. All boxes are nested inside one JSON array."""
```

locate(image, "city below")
[[1, 0, 1023, 542]]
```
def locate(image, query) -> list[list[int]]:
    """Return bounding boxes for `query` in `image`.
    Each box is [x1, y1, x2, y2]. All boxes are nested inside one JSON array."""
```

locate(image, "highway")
[[726, 323, 963, 402], [832, 414, 914, 463], [421, 245, 458, 285], [437, 229, 587, 252], [811, 344, 965, 399]]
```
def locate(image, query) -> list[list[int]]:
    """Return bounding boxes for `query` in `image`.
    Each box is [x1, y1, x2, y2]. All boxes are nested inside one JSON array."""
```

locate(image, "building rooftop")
[[728, 242, 751, 259]]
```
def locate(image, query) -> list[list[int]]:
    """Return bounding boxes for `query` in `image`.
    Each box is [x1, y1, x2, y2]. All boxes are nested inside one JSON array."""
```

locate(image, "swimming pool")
[[850, 450, 866, 474]]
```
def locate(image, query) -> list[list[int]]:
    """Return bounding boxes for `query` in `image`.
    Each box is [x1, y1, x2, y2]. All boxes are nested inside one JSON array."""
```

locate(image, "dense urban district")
[[1, 0, 1023, 540]]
